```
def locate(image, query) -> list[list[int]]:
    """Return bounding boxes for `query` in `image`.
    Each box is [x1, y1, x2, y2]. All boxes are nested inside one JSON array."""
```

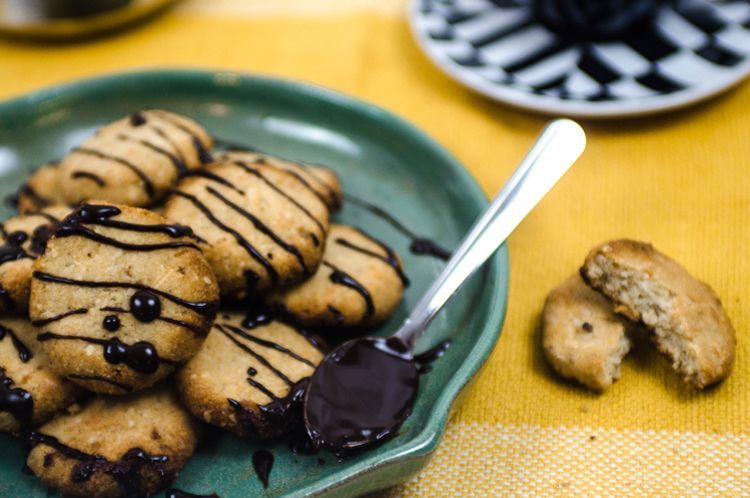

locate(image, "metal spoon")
[[304, 119, 587, 453]]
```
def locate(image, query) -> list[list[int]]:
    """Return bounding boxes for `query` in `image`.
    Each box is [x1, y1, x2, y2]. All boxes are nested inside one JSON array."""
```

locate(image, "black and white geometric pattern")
[[410, 0, 750, 117]]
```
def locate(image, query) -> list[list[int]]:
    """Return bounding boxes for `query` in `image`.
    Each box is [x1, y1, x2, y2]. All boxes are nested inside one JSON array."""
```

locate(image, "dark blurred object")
[[534, 0, 662, 40], [0, 0, 177, 40]]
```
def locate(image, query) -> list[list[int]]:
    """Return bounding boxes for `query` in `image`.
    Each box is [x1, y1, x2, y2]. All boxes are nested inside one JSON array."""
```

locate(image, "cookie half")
[[26, 388, 199, 498], [57, 110, 213, 207], [0, 205, 72, 313], [30, 202, 219, 394], [164, 157, 330, 299], [542, 274, 633, 392], [216, 150, 342, 211], [268, 224, 408, 328], [0, 316, 80, 435], [581, 239, 736, 389], [177, 310, 325, 439]]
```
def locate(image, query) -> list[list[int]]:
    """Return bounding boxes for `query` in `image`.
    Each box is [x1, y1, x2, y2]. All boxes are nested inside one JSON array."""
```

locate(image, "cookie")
[[57, 110, 213, 207], [29, 202, 219, 394], [542, 274, 633, 392], [0, 316, 80, 435], [216, 150, 342, 211], [177, 310, 325, 439], [0, 205, 72, 313], [164, 156, 331, 299], [26, 388, 199, 498], [16, 163, 69, 214], [580, 239, 736, 389], [268, 224, 408, 328]]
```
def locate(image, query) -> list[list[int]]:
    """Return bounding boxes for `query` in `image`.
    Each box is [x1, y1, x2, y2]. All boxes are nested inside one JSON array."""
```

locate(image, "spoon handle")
[[395, 119, 586, 347]]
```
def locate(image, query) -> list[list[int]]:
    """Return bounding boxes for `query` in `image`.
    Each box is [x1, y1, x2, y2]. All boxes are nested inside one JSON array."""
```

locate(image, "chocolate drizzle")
[[0, 368, 33, 432], [148, 110, 213, 165], [323, 261, 374, 319], [37, 333, 172, 374], [103, 315, 121, 332], [28, 433, 170, 495], [335, 230, 410, 287], [0, 284, 14, 309], [345, 195, 451, 260], [116, 133, 187, 175], [71, 171, 106, 187], [252, 450, 274, 489], [130, 112, 147, 126], [72, 147, 156, 198], [130, 290, 162, 323], [30, 308, 88, 327], [0, 231, 30, 265], [0, 324, 33, 362]]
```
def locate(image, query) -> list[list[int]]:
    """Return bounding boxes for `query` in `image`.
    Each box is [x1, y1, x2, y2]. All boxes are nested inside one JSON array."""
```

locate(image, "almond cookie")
[[268, 224, 408, 328], [30, 202, 219, 394], [542, 274, 633, 392], [164, 157, 331, 299], [215, 150, 342, 211], [57, 110, 213, 208], [0, 316, 80, 435], [580, 239, 736, 389], [16, 163, 69, 214], [0, 205, 72, 313], [177, 310, 325, 439], [26, 388, 199, 498]]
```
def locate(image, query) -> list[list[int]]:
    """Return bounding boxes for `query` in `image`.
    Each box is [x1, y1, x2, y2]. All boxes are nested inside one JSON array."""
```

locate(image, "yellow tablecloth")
[[2, 1, 749, 495]]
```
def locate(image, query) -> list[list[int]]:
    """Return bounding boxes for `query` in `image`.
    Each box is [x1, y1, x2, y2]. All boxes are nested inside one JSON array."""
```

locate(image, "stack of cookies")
[[0, 110, 409, 496], [542, 240, 736, 392]]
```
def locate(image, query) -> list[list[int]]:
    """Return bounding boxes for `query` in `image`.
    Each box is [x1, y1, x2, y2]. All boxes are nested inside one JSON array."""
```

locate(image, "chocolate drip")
[[130, 112, 147, 126], [180, 169, 243, 194], [215, 325, 293, 386], [323, 261, 374, 319], [232, 161, 326, 235], [37, 333, 173, 374], [149, 124, 186, 165], [103, 315, 121, 332], [345, 195, 451, 261], [130, 290, 161, 323], [165, 489, 219, 498], [29, 433, 170, 495], [241, 308, 273, 329], [0, 231, 30, 265], [71, 171, 106, 187], [336, 231, 410, 287], [222, 324, 315, 367], [327, 305, 346, 326], [206, 185, 309, 274], [29, 223, 57, 255], [73, 147, 156, 198], [17, 184, 52, 209], [227, 380, 308, 440], [0, 368, 33, 432], [30, 308, 88, 327], [0, 324, 32, 362], [116, 133, 187, 175], [252, 450, 274, 489], [171, 190, 278, 285], [193, 138, 214, 164], [67, 374, 134, 393], [33, 271, 218, 319], [414, 340, 451, 374]]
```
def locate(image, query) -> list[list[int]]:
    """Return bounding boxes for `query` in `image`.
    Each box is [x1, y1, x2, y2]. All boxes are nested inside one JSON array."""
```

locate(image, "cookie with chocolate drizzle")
[[56, 110, 213, 208], [164, 156, 331, 299], [215, 150, 343, 211], [0, 205, 72, 313], [0, 316, 80, 436], [16, 163, 69, 214], [177, 310, 325, 439], [29, 203, 219, 394], [268, 224, 408, 328], [26, 387, 199, 498]]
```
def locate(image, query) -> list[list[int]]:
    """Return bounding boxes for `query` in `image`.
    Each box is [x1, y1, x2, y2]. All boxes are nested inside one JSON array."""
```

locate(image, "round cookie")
[[177, 310, 325, 439], [30, 202, 219, 394], [216, 150, 342, 211], [16, 163, 69, 214], [164, 157, 331, 299], [57, 109, 213, 207], [0, 316, 80, 435], [581, 239, 736, 389], [26, 388, 199, 498], [0, 205, 72, 313], [542, 274, 633, 392], [268, 224, 408, 328]]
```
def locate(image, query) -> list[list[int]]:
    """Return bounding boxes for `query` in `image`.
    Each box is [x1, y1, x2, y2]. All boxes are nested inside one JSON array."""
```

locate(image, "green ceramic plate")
[[0, 70, 508, 498]]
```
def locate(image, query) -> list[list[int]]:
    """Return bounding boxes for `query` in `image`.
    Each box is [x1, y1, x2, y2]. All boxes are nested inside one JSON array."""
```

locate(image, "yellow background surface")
[[1, 1, 747, 495]]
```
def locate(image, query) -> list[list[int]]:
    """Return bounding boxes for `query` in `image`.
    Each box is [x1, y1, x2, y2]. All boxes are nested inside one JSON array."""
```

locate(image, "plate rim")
[[408, 0, 750, 119], [0, 68, 510, 497]]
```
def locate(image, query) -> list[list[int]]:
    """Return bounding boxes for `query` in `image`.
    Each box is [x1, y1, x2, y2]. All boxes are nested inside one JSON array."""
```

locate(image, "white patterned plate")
[[409, 0, 750, 118]]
